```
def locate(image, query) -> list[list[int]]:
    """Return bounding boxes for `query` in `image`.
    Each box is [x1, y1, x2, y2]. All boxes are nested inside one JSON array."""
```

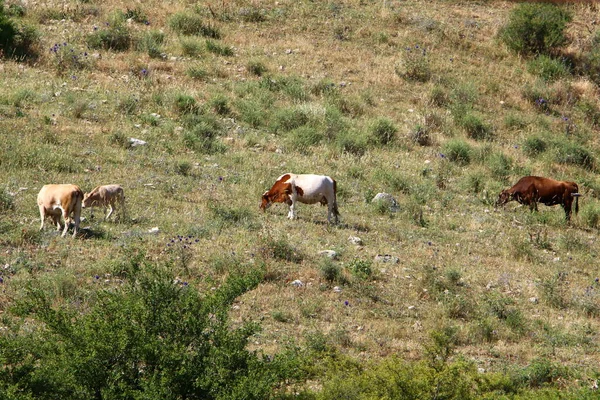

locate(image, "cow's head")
[[260, 191, 272, 211], [82, 188, 99, 208], [496, 190, 512, 207]]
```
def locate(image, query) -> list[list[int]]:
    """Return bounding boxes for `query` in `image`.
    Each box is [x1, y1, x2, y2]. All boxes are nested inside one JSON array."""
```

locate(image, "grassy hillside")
[[1, 0, 600, 397]]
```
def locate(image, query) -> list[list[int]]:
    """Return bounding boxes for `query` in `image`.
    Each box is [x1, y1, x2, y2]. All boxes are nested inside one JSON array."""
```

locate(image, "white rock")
[[529, 297, 538, 304], [319, 250, 338, 259], [333, 286, 342, 293], [148, 227, 159, 234], [291, 279, 304, 287], [130, 138, 147, 147], [374, 254, 399, 264], [348, 236, 363, 245]]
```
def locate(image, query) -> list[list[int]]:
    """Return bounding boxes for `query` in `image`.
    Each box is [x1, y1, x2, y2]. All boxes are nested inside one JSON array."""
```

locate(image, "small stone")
[[478, 368, 486, 374], [319, 250, 338, 259], [408, 305, 416, 310], [291, 279, 304, 287], [148, 227, 159, 234], [130, 138, 147, 147], [374, 254, 399, 264], [333, 286, 342, 293], [348, 236, 363, 245], [529, 297, 538, 304]]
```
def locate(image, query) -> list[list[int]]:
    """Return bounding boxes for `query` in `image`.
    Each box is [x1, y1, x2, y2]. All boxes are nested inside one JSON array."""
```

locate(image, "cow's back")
[[38, 184, 82, 208]]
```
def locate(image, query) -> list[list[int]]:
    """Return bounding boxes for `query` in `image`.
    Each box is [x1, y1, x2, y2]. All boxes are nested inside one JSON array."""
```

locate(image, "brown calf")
[[83, 184, 125, 221]]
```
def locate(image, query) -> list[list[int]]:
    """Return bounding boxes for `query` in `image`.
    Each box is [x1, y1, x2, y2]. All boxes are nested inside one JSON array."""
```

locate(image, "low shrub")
[[522, 136, 548, 157], [86, 22, 131, 51], [369, 117, 397, 145], [527, 55, 570, 82], [499, 3, 571, 55], [180, 36, 204, 57], [169, 12, 220, 38], [206, 39, 234, 56], [553, 141, 595, 170], [0, 263, 299, 399], [247, 59, 268, 76], [395, 45, 431, 82], [457, 112, 492, 141], [442, 139, 472, 165]]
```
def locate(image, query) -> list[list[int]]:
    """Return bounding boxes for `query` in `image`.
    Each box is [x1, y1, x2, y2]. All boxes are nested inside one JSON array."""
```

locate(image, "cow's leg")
[[563, 197, 572, 221], [71, 200, 81, 238], [39, 205, 46, 231], [60, 208, 69, 237], [288, 200, 296, 219], [105, 204, 113, 221]]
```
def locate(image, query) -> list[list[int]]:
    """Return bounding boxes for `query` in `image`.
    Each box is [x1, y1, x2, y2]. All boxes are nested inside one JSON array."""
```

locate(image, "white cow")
[[82, 184, 125, 221], [260, 173, 339, 223], [37, 184, 83, 238]]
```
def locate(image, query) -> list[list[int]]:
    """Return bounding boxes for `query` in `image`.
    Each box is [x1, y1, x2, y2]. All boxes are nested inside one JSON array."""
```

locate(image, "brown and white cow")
[[497, 176, 580, 221], [82, 184, 125, 221], [37, 184, 83, 237], [260, 173, 339, 223]]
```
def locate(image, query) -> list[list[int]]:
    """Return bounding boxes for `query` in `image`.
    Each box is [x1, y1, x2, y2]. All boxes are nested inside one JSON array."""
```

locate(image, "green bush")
[[487, 152, 512, 180], [319, 258, 344, 285], [180, 36, 204, 57], [527, 55, 570, 82], [442, 139, 472, 165], [169, 12, 220, 38], [347, 259, 373, 280], [136, 30, 165, 58], [86, 22, 131, 51], [206, 39, 234, 56], [187, 65, 209, 81], [522, 136, 547, 157], [0, 263, 298, 399], [499, 3, 571, 55], [0, 6, 39, 60], [271, 107, 310, 133], [395, 45, 431, 82], [247, 59, 268, 76], [553, 141, 595, 170], [335, 129, 368, 156], [0, 186, 14, 212], [288, 126, 323, 152], [457, 112, 492, 141], [580, 203, 600, 229], [369, 117, 397, 145]]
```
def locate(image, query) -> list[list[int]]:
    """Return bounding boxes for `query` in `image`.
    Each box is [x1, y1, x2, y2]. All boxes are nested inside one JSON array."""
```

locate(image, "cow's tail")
[[573, 193, 580, 215], [332, 178, 340, 219]]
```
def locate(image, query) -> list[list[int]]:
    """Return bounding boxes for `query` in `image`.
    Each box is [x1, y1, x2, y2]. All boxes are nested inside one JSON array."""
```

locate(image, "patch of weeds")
[[271, 310, 291, 323], [557, 234, 585, 252], [347, 259, 373, 281], [206, 39, 233, 56], [330, 327, 352, 348], [511, 357, 571, 388], [238, 7, 266, 23], [0, 187, 15, 212], [487, 152, 512, 180], [179, 36, 204, 57], [539, 272, 569, 309], [165, 234, 200, 272], [187, 65, 209, 81], [259, 236, 303, 263], [522, 136, 547, 157], [580, 203, 600, 229], [169, 12, 220, 38], [287, 126, 323, 152], [174, 161, 192, 176], [49, 42, 94, 71], [510, 236, 535, 263], [136, 30, 165, 58], [553, 141, 595, 170], [441, 139, 471, 165], [86, 21, 131, 51], [305, 331, 331, 354], [528, 229, 552, 250], [71, 99, 89, 119], [396, 44, 431, 82], [208, 94, 230, 116], [109, 131, 132, 149], [429, 84, 449, 107], [410, 124, 431, 146], [247, 59, 267, 76], [116, 95, 139, 115], [123, 7, 147, 24], [463, 171, 485, 194], [235, 97, 270, 128], [504, 112, 528, 130], [369, 117, 397, 146], [444, 295, 474, 320], [271, 107, 309, 134], [499, 3, 571, 55], [457, 112, 492, 141], [319, 258, 345, 285], [174, 94, 200, 115], [577, 99, 600, 128], [527, 55, 570, 82], [577, 285, 600, 317], [208, 203, 256, 231]]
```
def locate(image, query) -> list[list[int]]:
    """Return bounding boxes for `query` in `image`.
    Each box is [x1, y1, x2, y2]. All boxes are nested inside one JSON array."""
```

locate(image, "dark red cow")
[[497, 176, 580, 221]]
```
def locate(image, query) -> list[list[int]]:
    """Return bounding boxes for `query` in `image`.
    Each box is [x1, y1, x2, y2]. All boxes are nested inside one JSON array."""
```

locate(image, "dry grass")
[[1, 0, 600, 394]]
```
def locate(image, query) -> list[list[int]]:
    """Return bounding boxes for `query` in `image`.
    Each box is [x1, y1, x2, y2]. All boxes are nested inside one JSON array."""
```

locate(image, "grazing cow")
[[497, 176, 580, 221], [260, 173, 339, 223], [37, 184, 83, 237], [83, 184, 125, 221]]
